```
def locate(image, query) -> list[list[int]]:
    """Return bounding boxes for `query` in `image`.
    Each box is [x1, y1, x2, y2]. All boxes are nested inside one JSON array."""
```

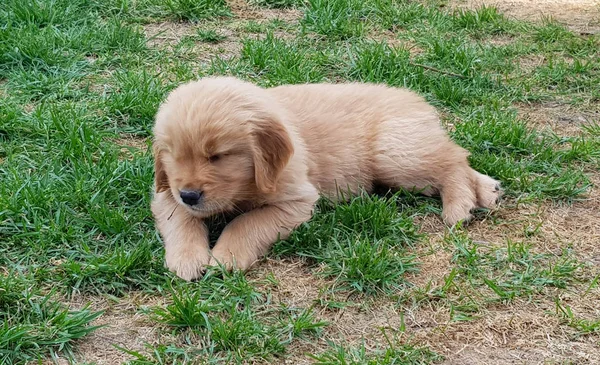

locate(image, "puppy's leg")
[[374, 153, 499, 225], [151, 191, 210, 281], [209, 197, 316, 271]]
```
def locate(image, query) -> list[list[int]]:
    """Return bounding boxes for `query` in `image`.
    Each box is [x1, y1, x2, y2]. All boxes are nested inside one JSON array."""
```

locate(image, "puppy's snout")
[[180, 190, 203, 206]]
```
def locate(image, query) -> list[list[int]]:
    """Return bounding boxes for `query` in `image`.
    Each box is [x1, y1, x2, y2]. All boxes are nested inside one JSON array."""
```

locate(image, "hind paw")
[[475, 173, 502, 209], [442, 202, 475, 226]]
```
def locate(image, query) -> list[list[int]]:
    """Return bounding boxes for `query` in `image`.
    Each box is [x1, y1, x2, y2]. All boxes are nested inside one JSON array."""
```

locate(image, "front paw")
[[165, 244, 211, 281], [208, 247, 256, 272]]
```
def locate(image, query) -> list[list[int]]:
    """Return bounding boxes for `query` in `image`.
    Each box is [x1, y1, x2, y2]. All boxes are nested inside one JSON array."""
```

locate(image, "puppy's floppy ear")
[[153, 143, 170, 193], [251, 114, 294, 194]]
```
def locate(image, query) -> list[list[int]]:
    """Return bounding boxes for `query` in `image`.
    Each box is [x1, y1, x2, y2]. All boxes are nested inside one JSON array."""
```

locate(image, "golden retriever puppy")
[[151, 76, 501, 280]]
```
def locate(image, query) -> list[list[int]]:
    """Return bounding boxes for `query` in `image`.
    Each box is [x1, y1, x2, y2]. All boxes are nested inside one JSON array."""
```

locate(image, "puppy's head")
[[152, 77, 294, 217]]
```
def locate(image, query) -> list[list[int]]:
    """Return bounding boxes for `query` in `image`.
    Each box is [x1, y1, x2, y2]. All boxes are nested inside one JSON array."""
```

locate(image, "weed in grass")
[[121, 344, 205, 364], [582, 122, 600, 138], [0, 3, 149, 76], [151, 286, 216, 328], [371, 0, 430, 31], [197, 29, 227, 43], [562, 36, 600, 57], [87, 0, 135, 17], [311, 331, 443, 364], [555, 298, 600, 337], [533, 56, 600, 95], [421, 36, 487, 78], [321, 236, 418, 295], [207, 55, 258, 80], [0, 25, 85, 73], [151, 269, 264, 315], [333, 192, 420, 242], [279, 306, 327, 341], [58, 239, 165, 295], [534, 19, 574, 44], [344, 41, 416, 87], [449, 302, 480, 322], [2, 0, 87, 28], [451, 6, 513, 36], [243, 20, 268, 33], [208, 308, 287, 358], [447, 231, 582, 301], [93, 18, 148, 53], [6, 64, 88, 102], [251, 0, 304, 9]]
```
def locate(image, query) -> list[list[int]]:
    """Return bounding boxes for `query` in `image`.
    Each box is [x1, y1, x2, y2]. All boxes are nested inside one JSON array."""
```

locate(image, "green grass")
[[240, 32, 328, 85], [301, 0, 368, 39], [273, 193, 422, 295], [0, 273, 102, 363], [104, 69, 172, 136], [136, 269, 326, 362], [1, 0, 599, 362]]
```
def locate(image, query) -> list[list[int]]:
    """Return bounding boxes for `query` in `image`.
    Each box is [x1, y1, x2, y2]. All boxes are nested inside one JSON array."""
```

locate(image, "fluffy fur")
[[151, 77, 501, 280]]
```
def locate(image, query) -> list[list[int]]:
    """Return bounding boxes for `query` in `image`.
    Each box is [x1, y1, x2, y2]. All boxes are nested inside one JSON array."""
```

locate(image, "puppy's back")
[[267, 82, 445, 197]]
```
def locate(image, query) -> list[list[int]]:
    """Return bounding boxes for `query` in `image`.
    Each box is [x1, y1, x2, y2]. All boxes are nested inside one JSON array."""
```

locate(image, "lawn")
[[0, 0, 599, 363]]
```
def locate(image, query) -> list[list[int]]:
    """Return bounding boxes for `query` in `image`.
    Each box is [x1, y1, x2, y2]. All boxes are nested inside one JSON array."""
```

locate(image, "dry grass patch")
[[517, 102, 600, 136]]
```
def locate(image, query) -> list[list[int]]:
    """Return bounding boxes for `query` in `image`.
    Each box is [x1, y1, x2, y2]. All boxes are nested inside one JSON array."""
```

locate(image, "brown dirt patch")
[[113, 135, 149, 150], [426, 298, 600, 364], [449, 0, 600, 33], [516, 102, 600, 136], [516, 53, 547, 74]]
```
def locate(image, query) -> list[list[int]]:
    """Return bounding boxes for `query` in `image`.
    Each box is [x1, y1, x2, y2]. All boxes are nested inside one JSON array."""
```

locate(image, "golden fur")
[[151, 77, 501, 280]]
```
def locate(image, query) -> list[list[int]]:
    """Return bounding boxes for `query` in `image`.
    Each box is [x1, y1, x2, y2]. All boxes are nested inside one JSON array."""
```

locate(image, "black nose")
[[180, 190, 202, 206]]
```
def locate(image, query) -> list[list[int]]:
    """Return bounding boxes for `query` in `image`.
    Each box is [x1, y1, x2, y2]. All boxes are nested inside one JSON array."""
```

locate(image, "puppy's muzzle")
[[180, 190, 203, 206]]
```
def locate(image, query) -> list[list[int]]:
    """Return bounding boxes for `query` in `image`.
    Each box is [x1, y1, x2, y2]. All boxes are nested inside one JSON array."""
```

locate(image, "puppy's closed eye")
[[208, 154, 222, 163]]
